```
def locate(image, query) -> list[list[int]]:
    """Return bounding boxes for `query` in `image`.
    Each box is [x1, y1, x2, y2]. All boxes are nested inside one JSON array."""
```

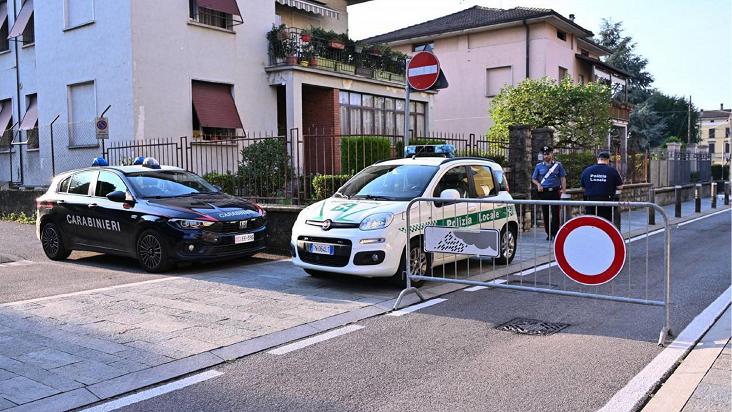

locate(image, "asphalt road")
[[119, 210, 731, 412], [0, 221, 284, 303]]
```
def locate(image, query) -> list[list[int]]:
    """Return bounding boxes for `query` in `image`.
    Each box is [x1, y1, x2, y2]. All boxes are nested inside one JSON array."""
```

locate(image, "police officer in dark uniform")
[[580, 151, 623, 222], [531, 146, 567, 240]]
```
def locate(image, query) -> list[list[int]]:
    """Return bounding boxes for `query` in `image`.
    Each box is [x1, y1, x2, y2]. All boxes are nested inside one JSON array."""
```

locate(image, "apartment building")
[[699, 104, 731, 165], [365, 6, 632, 147], [0, 0, 431, 186]]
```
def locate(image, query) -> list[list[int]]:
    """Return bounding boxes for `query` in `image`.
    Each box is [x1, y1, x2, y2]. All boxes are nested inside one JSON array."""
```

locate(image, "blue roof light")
[[404, 144, 456, 158]]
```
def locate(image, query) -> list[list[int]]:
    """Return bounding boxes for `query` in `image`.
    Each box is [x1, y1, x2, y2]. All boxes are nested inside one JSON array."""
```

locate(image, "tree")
[[488, 77, 612, 147], [628, 100, 666, 150], [647, 92, 699, 145]]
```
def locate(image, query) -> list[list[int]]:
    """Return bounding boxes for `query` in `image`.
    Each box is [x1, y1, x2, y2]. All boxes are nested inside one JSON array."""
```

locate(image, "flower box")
[[329, 40, 345, 50], [336, 62, 355, 74]]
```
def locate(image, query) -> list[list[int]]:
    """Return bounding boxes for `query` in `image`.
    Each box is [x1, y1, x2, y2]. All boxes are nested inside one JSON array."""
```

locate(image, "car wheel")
[[391, 238, 429, 288], [136, 230, 170, 273], [305, 269, 331, 278], [495, 224, 517, 265], [40, 223, 71, 260]]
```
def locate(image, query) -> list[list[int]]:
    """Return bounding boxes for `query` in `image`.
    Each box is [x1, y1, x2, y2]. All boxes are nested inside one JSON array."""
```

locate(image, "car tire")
[[40, 222, 71, 261], [304, 269, 332, 278], [391, 238, 429, 288], [136, 229, 171, 273], [495, 224, 517, 265]]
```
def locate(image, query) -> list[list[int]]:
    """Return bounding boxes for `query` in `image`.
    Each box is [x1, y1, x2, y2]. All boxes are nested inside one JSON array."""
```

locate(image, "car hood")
[[302, 198, 405, 224], [144, 193, 260, 221]]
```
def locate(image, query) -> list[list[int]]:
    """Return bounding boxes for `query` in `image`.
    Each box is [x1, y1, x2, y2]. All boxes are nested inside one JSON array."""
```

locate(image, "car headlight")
[[359, 213, 393, 231], [168, 218, 216, 230]]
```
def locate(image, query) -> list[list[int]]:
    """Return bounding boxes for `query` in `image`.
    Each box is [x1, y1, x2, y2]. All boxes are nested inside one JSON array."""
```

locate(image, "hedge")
[[203, 172, 238, 195], [712, 164, 730, 180], [341, 136, 391, 174], [312, 174, 352, 200], [554, 152, 596, 188], [238, 138, 291, 198]]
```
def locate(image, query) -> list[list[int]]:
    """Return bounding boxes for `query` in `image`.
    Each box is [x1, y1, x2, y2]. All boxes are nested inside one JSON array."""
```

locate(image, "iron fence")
[[650, 149, 711, 187]]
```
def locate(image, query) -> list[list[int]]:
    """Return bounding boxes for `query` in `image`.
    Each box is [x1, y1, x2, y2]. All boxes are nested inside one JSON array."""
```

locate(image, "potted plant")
[[301, 30, 311, 43], [267, 24, 289, 63], [329, 39, 345, 50]]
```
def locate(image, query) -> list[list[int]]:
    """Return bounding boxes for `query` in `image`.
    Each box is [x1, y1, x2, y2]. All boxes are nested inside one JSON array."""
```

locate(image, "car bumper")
[[167, 225, 268, 262], [290, 225, 403, 278]]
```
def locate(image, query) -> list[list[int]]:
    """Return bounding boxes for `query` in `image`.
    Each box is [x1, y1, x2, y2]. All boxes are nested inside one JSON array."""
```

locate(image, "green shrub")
[[395, 138, 447, 157], [203, 172, 238, 195], [312, 174, 352, 200], [238, 138, 291, 198], [712, 164, 730, 180], [555, 151, 597, 188], [1, 212, 35, 224], [341, 136, 392, 174]]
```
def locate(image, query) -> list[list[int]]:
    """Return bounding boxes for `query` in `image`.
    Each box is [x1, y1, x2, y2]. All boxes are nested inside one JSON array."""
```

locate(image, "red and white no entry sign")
[[407, 51, 440, 91], [554, 216, 626, 285]]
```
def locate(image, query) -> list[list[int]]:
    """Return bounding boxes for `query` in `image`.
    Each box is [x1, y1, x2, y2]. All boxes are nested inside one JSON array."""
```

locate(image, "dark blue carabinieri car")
[[35, 160, 267, 272]]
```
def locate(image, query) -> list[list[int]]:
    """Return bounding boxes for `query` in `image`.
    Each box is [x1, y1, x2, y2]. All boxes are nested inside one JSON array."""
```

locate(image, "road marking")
[[677, 208, 731, 227], [0, 277, 176, 307], [388, 298, 448, 316], [0, 260, 34, 268], [465, 279, 507, 291], [599, 286, 731, 412], [81, 370, 223, 412], [268, 325, 365, 355]]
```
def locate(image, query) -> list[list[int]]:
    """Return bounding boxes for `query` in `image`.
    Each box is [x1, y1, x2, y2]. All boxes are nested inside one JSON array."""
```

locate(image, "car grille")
[[213, 217, 265, 233], [297, 236, 352, 267]]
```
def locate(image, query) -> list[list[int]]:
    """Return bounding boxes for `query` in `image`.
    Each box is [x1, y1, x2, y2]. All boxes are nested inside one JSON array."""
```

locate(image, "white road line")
[[0, 260, 34, 268], [599, 286, 732, 412], [626, 229, 665, 244], [677, 208, 731, 227], [268, 325, 365, 355], [81, 370, 223, 412], [388, 298, 448, 317], [465, 286, 488, 292], [0, 276, 176, 307], [513, 262, 556, 277]]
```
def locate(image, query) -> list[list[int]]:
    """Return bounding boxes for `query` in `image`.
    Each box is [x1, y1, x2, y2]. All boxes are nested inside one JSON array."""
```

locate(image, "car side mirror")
[[106, 190, 128, 203], [440, 189, 461, 200]]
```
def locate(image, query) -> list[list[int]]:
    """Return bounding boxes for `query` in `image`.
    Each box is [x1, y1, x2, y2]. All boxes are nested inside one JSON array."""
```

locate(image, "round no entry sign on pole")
[[554, 216, 626, 285], [407, 51, 440, 91]]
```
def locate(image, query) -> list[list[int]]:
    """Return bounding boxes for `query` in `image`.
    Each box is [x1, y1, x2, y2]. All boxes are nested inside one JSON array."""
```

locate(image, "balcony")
[[266, 26, 406, 84]]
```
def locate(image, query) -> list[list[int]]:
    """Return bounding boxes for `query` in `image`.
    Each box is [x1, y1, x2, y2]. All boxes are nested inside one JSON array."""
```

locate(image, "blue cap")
[[91, 157, 108, 167], [132, 156, 145, 165]]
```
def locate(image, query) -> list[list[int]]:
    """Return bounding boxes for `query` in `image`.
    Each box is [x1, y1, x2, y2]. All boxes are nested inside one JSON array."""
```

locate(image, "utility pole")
[[688, 95, 692, 144]]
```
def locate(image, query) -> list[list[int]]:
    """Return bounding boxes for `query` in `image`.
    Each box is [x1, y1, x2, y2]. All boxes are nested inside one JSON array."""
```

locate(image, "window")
[[470, 165, 496, 198], [579, 74, 585, 84], [0, 98, 12, 150], [339, 164, 438, 201], [486, 66, 512, 97], [338, 91, 426, 136], [413, 42, 434, 52], [726, 143, 730, 154], [125, 170, 219, 199], [58, 176, 71, 193], [709, 142, 715, 153], [20, 94, 38, 149], [557, 30, 567, 41], [68, 81, 97, 146], [67, 171, 96, 195], [558, 66, 568, 80], [191, 80, 242, 139], [726, 128, 730, 138], [189, 0, 242, 29], [433, 166, 470, 199], [709, 129, 715, 139], [64, 0, 94, 29], [7, 0, 32, 45], [0, 1, 9, 52], [22, 10, 33, 44], [95, 171, 127, 197]]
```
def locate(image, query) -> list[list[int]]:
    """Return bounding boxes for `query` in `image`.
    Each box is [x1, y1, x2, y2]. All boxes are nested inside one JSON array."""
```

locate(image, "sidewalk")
[[642, 305, 731, 412]]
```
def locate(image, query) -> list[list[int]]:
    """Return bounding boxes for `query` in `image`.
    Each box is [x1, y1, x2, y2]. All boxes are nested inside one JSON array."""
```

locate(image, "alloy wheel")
[[41, 226, 59, 256], [138, 234, 162, 269]]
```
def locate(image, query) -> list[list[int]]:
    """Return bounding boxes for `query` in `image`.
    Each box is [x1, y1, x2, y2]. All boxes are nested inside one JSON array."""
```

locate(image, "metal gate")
[[394, 198, 672, 345]]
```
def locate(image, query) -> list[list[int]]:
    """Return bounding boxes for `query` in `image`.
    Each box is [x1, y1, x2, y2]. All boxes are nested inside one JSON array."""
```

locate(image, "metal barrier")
[[394, 198, 672, 346]]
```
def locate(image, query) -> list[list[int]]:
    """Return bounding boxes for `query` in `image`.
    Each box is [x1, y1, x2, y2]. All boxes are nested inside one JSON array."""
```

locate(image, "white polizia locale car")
[[290, 145, 519, 285]]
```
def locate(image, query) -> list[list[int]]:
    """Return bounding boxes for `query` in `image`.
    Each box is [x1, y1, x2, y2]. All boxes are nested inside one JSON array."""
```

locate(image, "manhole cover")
[[496, 318, 570, 336]]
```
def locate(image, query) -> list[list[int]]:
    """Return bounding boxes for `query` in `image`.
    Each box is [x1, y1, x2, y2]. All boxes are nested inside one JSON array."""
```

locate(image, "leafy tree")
[[488, 77, 612, 147], [628, 100, 666, 150], [647, 92, 699, 146]]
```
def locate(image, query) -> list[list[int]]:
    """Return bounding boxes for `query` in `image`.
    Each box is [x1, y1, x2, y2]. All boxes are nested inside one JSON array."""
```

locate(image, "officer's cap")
[[598, 151, 611, 159], [541, 145, 553, 154]]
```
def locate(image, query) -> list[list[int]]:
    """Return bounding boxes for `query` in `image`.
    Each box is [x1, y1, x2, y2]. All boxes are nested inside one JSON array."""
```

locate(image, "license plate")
[[308, 242, 334, 255], [234, 233, 254, 244]]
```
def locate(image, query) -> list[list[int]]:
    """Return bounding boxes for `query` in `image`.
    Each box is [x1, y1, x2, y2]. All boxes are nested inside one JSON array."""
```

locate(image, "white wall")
[[130, 0, 279, 139]]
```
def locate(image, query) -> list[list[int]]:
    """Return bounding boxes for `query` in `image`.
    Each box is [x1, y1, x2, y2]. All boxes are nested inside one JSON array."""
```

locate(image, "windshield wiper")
[[352, 194, 394, 201], [333, 192, 349, 199]]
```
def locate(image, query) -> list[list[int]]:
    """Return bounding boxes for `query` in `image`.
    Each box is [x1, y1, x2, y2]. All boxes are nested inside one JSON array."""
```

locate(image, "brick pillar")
[[509, 125, 533, 232]]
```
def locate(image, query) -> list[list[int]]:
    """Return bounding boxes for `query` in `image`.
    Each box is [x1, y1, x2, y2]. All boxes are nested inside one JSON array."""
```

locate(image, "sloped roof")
[[699, 109, 731, 119], [363, 6, 593, 44]]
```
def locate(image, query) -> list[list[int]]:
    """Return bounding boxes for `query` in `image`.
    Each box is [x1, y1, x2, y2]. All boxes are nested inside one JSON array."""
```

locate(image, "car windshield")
[[338, 164, 438, 201], [126, 170, 219, 198]]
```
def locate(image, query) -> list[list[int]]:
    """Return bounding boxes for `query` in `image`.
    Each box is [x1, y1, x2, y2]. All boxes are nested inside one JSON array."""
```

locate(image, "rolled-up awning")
[[19, 96, 37, 130], [197, 0, 241, 17], [275, 0, 340, 19], [0, 101, 12, 132], [0, 2, 8, 29], [8, 0, 32, 39], [192, 81, 243, 129]]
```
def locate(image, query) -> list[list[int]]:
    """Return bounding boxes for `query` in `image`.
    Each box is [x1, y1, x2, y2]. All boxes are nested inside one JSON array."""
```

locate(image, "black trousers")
[[538, 189, 561, 237], [584, 195, 614, 222]]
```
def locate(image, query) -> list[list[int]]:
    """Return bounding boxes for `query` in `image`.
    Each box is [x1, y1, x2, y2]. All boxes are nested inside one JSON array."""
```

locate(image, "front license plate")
[[234, 233, 254, 244], [308, 242, 334, 255]]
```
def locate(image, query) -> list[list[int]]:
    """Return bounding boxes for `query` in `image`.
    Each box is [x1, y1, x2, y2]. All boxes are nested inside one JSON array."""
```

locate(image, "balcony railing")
[[267, 27, 406, 84]]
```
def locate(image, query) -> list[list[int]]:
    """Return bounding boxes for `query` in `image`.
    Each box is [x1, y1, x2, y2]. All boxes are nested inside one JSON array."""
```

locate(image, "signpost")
[[403, 50, 445, 152], [554, 216, 626, 285], [95, 117, 109, 140]]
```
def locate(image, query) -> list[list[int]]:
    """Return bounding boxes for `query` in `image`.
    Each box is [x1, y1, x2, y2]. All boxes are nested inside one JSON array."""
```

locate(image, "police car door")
[[430, 165, 471, 266], [60, 170, 99, 247], [86, 171, 133, 252], [468, 164, 507, 234]]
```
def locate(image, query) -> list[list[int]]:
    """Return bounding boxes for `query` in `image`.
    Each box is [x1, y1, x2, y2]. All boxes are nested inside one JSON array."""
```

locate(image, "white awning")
[[19, 95, 37, 130], [8, 0, 32, 39], [0, 101, 12, 132], [275, 0, 340, 19]]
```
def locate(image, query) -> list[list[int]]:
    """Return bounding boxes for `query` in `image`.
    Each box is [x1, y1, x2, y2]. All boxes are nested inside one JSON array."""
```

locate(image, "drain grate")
[[496, 318, 570, 336]]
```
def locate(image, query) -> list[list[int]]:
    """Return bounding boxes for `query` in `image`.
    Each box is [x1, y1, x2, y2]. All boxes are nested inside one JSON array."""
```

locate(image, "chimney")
[[569, 14, 575, 21], [721, 103, 724, 110]]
